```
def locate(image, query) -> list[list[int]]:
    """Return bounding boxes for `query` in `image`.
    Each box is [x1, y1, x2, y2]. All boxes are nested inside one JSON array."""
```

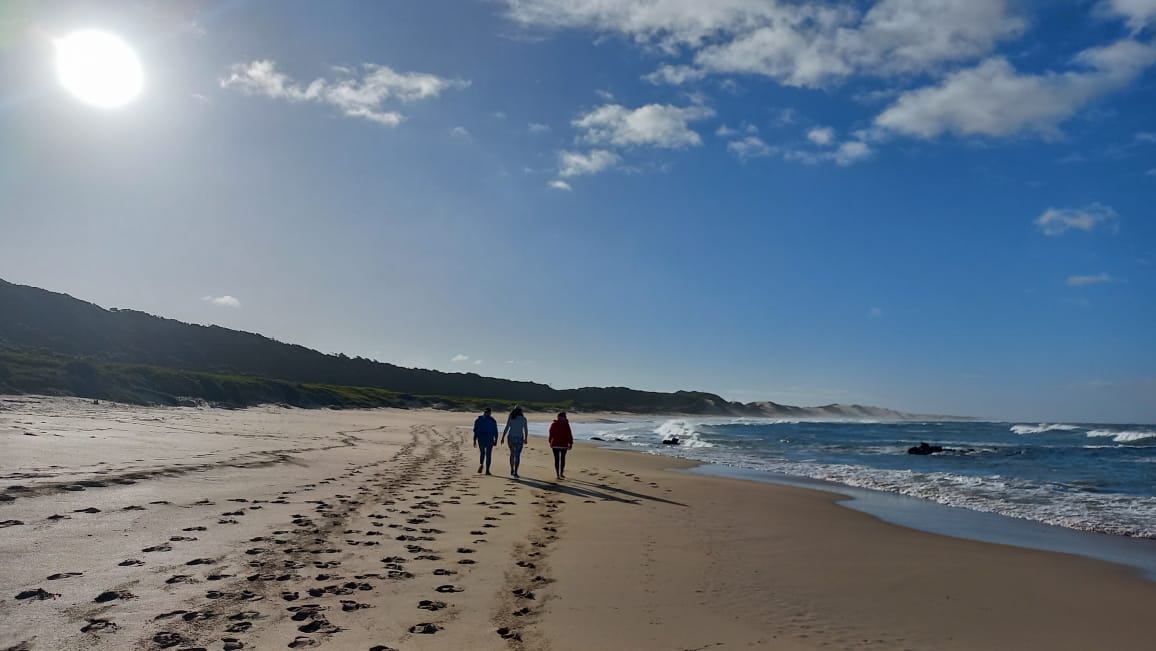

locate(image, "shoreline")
[[687, 462, 1156, 582], [3, 399, 1154, 650]]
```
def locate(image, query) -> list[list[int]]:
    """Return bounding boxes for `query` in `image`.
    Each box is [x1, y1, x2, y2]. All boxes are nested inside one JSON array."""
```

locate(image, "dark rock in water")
[[908, 442, 944, 455], [661, 438, 680, 445], [590, 436, 604, 441]]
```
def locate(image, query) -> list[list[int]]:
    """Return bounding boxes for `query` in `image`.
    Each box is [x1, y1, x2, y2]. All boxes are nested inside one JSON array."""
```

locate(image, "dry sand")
[[1, 397, 1153, 651]]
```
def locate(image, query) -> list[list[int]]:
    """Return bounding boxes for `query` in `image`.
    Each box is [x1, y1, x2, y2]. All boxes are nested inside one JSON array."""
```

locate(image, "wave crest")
[[1010, 423, 1080, 435], [1087, 429, 1156, 443]]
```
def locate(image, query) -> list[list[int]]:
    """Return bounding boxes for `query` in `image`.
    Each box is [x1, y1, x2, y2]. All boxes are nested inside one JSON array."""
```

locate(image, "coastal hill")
[[0, 278, 925, 418]]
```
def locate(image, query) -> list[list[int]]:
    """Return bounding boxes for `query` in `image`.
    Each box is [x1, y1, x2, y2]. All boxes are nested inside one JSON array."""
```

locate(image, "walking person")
[[473, 407, 499, 475], [501, 406, 529, 478], [549, 412, 574, 480]]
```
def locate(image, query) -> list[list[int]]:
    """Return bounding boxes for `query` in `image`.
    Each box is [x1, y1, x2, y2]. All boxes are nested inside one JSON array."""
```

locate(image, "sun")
[[54, 30, 143, 109]]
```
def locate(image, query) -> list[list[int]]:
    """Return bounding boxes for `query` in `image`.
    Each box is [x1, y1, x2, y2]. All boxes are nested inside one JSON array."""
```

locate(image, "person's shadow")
[[514, 476, 687, 507]]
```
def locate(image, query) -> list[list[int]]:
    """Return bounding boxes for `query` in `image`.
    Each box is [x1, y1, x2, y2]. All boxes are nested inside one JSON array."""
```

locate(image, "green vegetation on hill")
[[0, 279, 744, 413]]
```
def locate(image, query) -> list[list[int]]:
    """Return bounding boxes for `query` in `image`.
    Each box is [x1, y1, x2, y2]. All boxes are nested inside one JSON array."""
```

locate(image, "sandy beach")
[[2, 398, 1154, 651]]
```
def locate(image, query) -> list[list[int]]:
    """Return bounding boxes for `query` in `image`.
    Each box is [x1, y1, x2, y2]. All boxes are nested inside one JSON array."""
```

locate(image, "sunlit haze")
[[54, 29, 143, 108]]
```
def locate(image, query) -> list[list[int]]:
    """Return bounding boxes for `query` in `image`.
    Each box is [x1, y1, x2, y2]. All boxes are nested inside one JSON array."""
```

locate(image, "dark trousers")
[[552, 447, 568, 476], [478, 444, 494, 470]]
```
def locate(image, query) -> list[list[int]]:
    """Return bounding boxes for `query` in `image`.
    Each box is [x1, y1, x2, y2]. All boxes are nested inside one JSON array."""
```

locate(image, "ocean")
[[531, 418, 1156, 540]]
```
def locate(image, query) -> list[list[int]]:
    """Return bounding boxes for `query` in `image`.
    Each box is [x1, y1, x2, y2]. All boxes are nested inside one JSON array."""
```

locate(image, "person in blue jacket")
[[473, 407, 499, 475]]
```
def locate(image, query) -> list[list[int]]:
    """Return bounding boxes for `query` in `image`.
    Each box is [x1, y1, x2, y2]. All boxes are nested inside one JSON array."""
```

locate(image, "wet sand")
[[2, 397, 1154, 650]]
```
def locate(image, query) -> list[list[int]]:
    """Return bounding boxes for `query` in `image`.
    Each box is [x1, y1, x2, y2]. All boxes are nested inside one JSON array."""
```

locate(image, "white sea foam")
[[1087, 429, 1156, 443], [653, 419, 714, 448], [1010, 423, 1080, 435]]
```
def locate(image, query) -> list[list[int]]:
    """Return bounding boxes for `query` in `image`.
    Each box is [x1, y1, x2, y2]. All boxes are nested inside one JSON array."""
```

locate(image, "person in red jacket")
[[548, 412, 574, 480]]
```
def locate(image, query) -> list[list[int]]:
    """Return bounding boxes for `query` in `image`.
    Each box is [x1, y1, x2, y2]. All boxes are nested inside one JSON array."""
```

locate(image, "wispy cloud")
[[528, 122, 551, 133], [1034, 203, 1119, 236], [557, 149, 620, 177], [450, 126, 470, 138], [203, 295, 241, 308], [505, 0, 1027, 88], [220, 60, 468, 127], [573, 103, 715, 149], [875, 40, 1156, 139], [548, 179, 573, 191], [727, 135, 772, 160], [868, 306, 883, 318], [1067, 272, 1113, 286], [807, 127, 836, 146], [473, 359, 484, 365], [451, 353, 470, 363]]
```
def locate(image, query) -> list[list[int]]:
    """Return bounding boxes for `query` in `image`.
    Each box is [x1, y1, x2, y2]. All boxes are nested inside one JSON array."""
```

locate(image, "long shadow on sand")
[[514, 477, 687, 507]]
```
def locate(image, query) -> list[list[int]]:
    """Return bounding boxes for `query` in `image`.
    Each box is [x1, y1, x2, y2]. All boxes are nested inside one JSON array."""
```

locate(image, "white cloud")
[[1035, 203, 1119, 236], [558, 149, 620, 177], [574, 103, 715, 149], [716, 124, 738, 137], [777, 139, 874, 166], [1137, 131, 1156, 143], [876, 39, 1156, 139], [834, 140, 873, 165], [493, 111, 507, 119], [451, 354, 470, 363], [221, 60, 468, 126], [473, 359, 484, 365], [203, 295, 241, 308], [548, 179, 573, 191], [643, 64, 706, 85], [1100, 0, 1156, 30], [528, 122, 551, 133], [869, 306, 883, 318], [505, 0, 1026, 88], [807, 126, 836, 146], [1067, 273, 1113, 286], [1147, 168, 1156, 176], [727, 135, 773, 159], [450, 126, 470, 137]]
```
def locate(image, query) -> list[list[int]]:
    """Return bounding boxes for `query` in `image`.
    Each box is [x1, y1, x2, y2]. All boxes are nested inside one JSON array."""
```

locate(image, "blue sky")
[[2, 0, 1154, 422]]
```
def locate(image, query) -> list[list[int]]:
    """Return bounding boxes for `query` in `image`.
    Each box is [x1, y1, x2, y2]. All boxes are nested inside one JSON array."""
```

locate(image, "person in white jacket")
[[501, 405, 529, 478]]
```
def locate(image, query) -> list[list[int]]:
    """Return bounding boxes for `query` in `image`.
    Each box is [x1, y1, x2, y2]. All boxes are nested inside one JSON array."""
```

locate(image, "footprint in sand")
[[81, 618, 117, 633], [118, 559, 144, 567], [15, 588, 59, 601], [94, 590, 136, 602], [497, 627, 523, 641], [46, 572, 83, 580], [288, 635, 318, 648], [165, 575, 193, 584], [512, 607, 532, 616], [73, 507, 101, 514], [435, 584, 464, 593], [152, 632, 187, 648], [183, 526, 207, 532], [432, 568, 457, 576], [46, 514, 71, 521], [340, 600, 373, 611], [512, 588, 536, 599], [122, 505, 147, 511], [142, 544, 172, 553], [409, 623, 440, 634], [222, 638, 244, 651]]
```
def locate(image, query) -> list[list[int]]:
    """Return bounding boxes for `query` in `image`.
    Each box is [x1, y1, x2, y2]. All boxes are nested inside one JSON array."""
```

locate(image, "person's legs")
[[552, 448, 562, 478], [478, 444, 486, 473], [559, 448, 567, 478], [482, 444, 493, 474], [511, 443, 523, 477]]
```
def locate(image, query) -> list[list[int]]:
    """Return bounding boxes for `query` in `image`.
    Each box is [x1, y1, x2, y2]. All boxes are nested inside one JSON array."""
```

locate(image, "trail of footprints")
[[9, 424, 572, 650]]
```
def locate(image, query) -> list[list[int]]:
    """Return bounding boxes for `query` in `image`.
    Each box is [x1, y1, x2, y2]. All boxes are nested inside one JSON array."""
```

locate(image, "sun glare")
[[54, 30, 143, 109]]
